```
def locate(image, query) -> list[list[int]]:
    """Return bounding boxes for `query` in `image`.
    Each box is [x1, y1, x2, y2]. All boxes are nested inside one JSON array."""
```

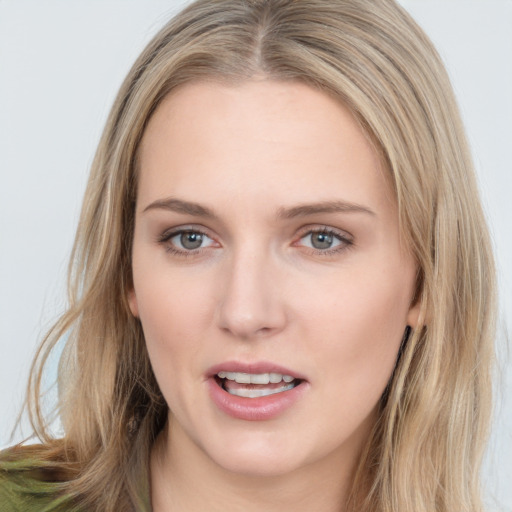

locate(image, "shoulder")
[[0, 445, 79, 512]]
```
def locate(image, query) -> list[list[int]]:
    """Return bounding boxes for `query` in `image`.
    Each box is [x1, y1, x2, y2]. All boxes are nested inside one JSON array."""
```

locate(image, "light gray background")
[[0, 1, 511, 509]]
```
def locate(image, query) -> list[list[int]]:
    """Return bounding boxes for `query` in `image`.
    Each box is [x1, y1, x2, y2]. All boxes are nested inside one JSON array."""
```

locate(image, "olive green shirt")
[[0, 457, 78, 512], [0, 448, 151, 512]]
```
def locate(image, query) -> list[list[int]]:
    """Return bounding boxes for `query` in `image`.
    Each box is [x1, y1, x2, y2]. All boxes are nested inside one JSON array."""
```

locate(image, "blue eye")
[[305, 231, 339, 250], [174, 231, 206, 250], [163, 229, 216, 252], [298, 229, 351, 252]]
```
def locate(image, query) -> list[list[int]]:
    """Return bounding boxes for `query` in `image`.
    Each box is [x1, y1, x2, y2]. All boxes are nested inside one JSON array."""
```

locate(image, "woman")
[[0, 0, 497, 511]]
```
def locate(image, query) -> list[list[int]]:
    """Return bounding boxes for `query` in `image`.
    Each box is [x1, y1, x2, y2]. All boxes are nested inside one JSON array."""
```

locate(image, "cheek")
[[132, 278, 205, 410], [131, 260, 218, 390], [133, 255, 212, 336], [298, 265, 412, 389]]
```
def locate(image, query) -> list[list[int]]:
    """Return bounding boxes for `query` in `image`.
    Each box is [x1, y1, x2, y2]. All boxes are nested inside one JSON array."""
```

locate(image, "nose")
[[216, 246, 287, 340]]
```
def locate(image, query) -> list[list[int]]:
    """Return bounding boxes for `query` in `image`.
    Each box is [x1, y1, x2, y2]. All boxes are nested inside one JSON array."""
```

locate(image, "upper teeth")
[[217, 372, 295, 384]]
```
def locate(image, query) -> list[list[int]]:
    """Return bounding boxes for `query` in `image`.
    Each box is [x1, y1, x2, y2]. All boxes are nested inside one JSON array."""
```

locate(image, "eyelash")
[[157, 227, 216, 257], [296, 227, 354, 256], [157, 226, 353, 257]]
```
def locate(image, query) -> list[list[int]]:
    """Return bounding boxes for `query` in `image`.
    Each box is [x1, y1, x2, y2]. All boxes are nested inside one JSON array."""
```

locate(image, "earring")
[[380, 325, 412, 406]]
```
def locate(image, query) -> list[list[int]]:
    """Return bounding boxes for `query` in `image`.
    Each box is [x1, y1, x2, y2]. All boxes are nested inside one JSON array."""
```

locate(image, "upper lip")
[[206, 361, 307, 381]]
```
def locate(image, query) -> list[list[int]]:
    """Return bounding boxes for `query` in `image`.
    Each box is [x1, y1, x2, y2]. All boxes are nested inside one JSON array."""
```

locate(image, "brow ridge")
[[277, 200, 376, 219], [142, 197, 375, 219], [143, 197, 216, 218]]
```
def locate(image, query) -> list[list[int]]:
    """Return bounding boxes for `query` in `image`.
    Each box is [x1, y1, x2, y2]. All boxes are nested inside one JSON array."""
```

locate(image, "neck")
[[150, 416, 367, 512]]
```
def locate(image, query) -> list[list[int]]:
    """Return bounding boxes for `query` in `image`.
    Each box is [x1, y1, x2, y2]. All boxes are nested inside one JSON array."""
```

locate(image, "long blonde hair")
[[13, 0, 496, 510]]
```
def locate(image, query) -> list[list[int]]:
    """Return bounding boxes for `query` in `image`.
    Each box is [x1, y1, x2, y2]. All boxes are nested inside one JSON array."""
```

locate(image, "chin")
[[214, 450, 306, 479], [197, 428, 322, 479]]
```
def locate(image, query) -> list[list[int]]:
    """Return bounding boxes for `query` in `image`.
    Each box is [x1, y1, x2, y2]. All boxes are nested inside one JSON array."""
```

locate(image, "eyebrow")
[[277, 200, 376, 219], [143, 198, 216, 218], [142, 197, 375, 218]]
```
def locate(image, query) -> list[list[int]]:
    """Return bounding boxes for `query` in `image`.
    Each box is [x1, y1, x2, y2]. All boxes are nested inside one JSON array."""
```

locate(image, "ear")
[[127, 287, 139, 318], [406, 299, 421, 329]]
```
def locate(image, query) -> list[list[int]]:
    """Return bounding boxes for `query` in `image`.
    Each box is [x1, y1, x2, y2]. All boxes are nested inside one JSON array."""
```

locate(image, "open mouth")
[[214, 371, 302, 398]]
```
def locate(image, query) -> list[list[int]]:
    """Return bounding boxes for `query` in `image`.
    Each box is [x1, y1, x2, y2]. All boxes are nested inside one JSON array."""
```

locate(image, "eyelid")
[[157, 225, 221, 254], [293, 225, 354, 253], [295, 224, 353, 241], [156, 224, 353, 257], [158, 225, 208, 241]]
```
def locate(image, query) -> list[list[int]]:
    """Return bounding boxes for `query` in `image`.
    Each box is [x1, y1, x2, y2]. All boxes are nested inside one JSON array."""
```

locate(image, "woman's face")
[[129, 80, 419, 478]]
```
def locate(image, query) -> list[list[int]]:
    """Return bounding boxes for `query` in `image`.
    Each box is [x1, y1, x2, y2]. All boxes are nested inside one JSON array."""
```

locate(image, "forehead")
[[137, 80, 394, 216]]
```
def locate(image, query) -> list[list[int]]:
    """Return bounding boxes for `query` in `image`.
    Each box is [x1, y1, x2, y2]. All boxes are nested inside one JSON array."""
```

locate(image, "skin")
[[129, 80, 419, 512]]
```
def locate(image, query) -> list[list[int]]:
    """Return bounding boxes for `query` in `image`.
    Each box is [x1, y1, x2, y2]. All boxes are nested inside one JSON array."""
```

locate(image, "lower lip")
[[207, 378, 308, 421]]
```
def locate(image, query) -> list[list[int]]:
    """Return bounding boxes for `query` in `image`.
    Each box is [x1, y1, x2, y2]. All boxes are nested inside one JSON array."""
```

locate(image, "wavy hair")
[[10, 0, 496, 510]]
